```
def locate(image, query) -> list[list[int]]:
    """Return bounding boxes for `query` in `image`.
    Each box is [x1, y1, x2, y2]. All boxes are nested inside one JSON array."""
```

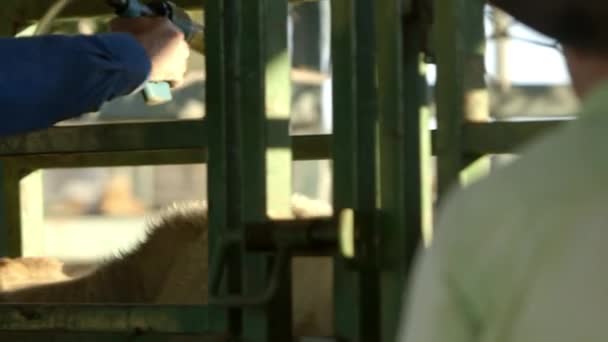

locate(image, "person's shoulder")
[[432, 120, 579, 259], [421, 118, 599, 316]]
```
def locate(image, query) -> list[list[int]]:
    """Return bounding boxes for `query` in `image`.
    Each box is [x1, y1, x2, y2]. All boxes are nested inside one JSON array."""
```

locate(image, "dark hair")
[[554, 7, 608, 53]]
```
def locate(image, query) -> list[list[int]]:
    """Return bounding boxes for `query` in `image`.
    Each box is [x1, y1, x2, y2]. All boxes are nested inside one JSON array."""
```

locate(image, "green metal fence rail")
[[0, 119, 568, 158]]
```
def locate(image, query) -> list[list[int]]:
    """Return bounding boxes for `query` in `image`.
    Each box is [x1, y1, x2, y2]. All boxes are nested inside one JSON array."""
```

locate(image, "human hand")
[[109, 17, 190, 87]]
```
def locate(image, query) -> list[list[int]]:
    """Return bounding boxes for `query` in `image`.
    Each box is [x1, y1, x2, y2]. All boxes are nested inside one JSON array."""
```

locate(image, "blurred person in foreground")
[[398, 1, 608, 341], [0, 16, 189, 136]]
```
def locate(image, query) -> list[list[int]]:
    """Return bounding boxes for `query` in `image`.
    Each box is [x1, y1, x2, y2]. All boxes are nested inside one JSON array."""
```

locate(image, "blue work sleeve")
[[0, 33, 151, 136]]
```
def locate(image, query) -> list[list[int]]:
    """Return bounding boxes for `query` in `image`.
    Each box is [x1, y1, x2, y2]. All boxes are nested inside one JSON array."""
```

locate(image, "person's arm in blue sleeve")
[[0, 33, 151, 136]]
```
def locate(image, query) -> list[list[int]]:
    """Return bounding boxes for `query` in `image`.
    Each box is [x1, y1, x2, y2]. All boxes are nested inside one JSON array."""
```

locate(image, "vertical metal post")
[[0, 161, 22, 257], [239, 0, 293, 340], [262, 0, 293, 339], [435, 0, 466, 199], [493, 7, 511, 93], [331, 0, 381, 340], [0, 12, 26, 258], [460, 0, 491, 187], [331, 0, 357, 212], [0, 4, 19, 37], [375, 0, 428, 341], [0, 159, 45, 259], [208, 0, 292, 340], [393, 0, 434, 338], [206, 0, 237, 335], [433, 0, 489, 192], [263, 0, 292, 220]]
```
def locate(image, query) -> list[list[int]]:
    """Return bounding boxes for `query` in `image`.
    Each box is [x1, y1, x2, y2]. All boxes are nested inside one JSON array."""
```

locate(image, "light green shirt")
[[397, 81, 608, 342]]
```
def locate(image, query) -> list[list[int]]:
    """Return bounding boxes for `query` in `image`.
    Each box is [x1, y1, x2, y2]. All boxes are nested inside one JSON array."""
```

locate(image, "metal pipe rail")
[[0, 304, 227, 334], [0, 119, 571, 162]]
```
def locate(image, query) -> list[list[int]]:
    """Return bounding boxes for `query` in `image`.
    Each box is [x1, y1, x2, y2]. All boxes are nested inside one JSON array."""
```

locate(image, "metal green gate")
[[0, 0, 570, 341]]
